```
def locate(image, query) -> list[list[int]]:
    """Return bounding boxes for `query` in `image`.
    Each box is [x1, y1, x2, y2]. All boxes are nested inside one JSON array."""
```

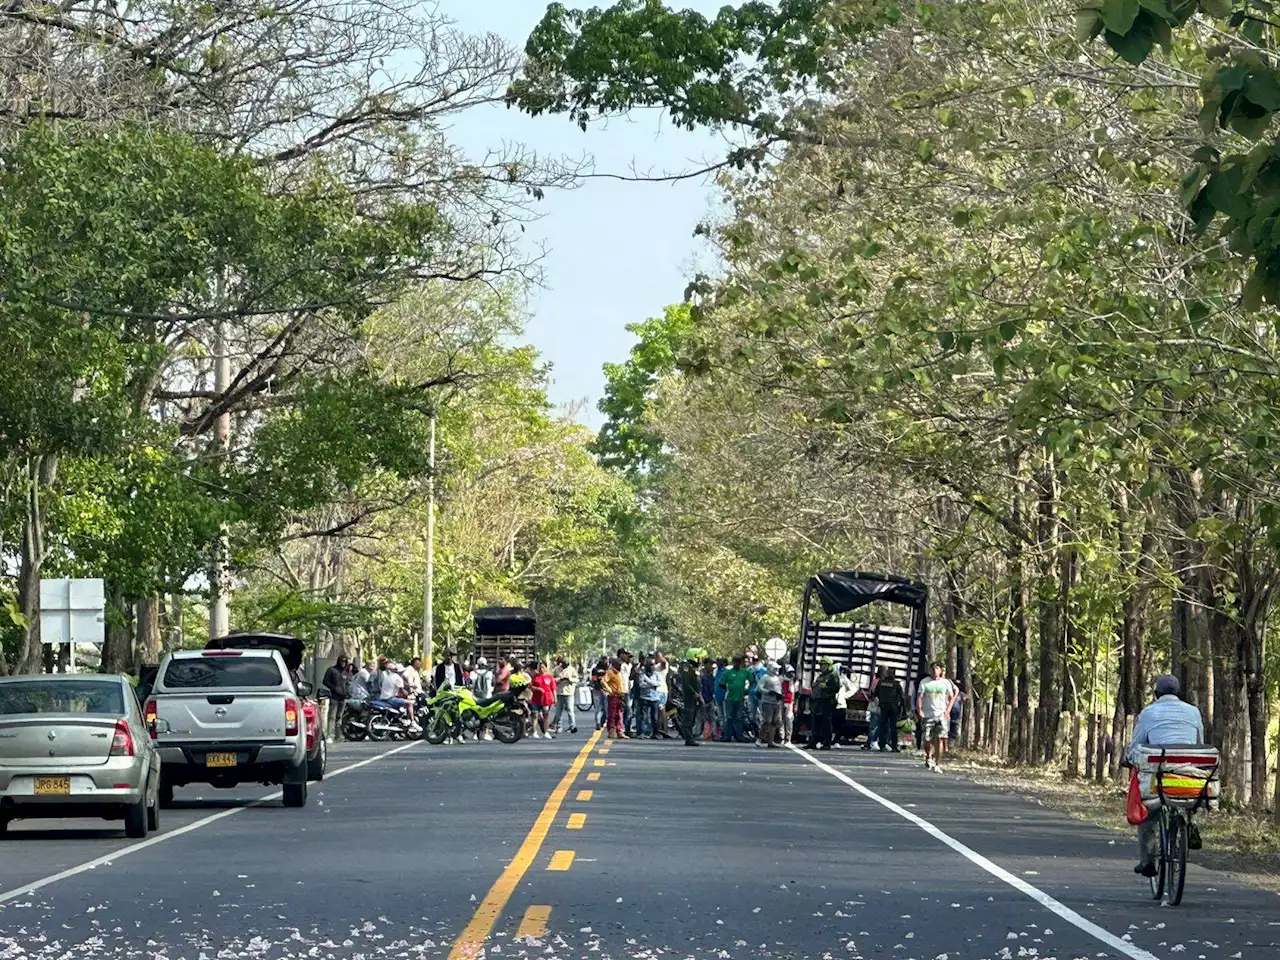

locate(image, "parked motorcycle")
[[365, 698, 422, 741], [425, 681, 529, 744], [340, 700, 371, 741]]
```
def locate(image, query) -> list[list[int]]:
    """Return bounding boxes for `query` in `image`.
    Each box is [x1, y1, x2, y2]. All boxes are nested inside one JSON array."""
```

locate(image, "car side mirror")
[[296, 681, 314, 697]]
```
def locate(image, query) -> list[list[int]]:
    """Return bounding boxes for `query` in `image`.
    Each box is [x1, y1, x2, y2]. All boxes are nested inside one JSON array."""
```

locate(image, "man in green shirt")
[[717, 655, 754, 743]]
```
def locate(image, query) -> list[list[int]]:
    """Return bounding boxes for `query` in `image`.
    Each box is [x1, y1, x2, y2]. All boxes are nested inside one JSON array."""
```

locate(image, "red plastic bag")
[[1126, 768, 1148, 825]]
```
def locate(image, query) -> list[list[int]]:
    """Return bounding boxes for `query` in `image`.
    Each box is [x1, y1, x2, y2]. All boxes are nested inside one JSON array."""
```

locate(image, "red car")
[[205, 634, 326, 781]]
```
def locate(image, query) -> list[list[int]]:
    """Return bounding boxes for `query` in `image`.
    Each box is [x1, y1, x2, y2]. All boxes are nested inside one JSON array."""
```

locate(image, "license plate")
[[205, 752, 238, 768], [34, 776, 71, 795]]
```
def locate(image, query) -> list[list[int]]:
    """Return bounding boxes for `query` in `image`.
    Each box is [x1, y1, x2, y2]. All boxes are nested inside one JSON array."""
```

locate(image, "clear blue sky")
[[445, 1, 724, 427]]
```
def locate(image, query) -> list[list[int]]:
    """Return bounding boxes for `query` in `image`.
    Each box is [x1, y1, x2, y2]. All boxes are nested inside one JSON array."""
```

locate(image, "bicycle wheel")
[[1166, 813, 1188, 906], [1149, 813, 1167, 901]]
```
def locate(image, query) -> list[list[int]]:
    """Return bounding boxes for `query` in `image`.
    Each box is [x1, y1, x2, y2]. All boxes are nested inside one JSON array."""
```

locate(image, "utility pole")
[[209, 315, 231, 639], [420, 409, 437, 670]]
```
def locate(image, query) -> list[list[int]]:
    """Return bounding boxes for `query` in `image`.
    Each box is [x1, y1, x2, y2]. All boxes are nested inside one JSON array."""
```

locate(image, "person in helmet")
[[806, 657, 840, 750], [675, 648, 703, 746]]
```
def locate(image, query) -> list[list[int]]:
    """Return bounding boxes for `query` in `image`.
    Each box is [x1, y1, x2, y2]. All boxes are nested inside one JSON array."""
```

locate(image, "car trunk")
[[0, 714, 118, 768]]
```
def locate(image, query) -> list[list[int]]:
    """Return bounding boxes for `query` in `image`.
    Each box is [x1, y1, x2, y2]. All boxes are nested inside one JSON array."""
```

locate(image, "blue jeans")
[[552, 695, 576, 732], [722, 699, 747, 742], [594, 690, 608, 729], [638, 700, 660, 735]]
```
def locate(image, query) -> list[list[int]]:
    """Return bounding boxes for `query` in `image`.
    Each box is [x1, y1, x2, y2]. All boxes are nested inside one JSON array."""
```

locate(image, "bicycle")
[[1140, 746, 1220, 907]]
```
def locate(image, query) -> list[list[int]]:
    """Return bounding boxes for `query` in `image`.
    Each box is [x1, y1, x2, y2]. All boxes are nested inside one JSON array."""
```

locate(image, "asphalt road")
[[1, 734, 1276, 960]]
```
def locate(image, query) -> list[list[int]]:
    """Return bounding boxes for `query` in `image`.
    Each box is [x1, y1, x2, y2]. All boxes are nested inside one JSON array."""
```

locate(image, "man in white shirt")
[[350, 660, 374, 701], [401, 657, 423, 697], [617, 649, 635, 737], [916, 661, 959, 771], [379, 659, 417, 727]]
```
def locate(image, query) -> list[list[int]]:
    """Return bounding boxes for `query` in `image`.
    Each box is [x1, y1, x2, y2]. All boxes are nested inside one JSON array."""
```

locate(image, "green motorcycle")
[[424, 681, 529, 744]]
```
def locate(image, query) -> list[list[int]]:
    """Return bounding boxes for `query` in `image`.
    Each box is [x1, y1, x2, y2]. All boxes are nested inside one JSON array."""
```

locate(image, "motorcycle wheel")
[[490, 714, 521, 744], [424, 711, 454, 745], [341, 717, 367, 742], [367, 713, 394, 742]]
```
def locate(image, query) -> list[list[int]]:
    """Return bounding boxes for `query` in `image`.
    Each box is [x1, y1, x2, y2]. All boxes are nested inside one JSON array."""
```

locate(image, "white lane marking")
[[787, 745, 1163, 960], [0, 741, 421, 904]]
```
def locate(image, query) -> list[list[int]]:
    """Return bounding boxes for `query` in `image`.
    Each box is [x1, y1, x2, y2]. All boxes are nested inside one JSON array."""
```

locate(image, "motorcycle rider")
[[379, 660, 420, 732], [676, 649, 702, 746], [351, 659, 375, 702], [402, 656, 424, 698]]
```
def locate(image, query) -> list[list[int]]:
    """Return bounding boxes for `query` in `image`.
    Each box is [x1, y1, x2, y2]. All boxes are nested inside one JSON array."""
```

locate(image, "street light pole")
[[210, 315, 231, 640], [420, 409, 436, 670]]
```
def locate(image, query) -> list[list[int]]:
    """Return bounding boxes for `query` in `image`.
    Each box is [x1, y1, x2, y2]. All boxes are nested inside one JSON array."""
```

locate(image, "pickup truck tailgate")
[[156, 693, 288, 740]]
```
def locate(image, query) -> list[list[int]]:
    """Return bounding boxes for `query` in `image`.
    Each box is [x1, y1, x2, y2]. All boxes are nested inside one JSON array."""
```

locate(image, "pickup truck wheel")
[[124, 795, 148, 838], [159, 779, 175, 808], [0, 816, 9, 837], [282, 778, 308, 808], [308, 738, 326, 781]]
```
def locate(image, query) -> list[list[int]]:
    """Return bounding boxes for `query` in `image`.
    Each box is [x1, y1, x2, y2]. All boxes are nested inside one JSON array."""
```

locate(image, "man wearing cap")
[[1127, 674, 1206, 877]]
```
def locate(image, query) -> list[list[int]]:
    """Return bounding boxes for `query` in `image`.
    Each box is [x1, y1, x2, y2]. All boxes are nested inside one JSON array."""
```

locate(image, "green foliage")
[[1079, 0, 1280, 298], [594, 303, 694, 481], [512, 0, 870, 133]]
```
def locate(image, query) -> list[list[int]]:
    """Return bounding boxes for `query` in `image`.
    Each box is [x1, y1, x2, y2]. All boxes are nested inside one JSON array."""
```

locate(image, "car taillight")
[[144, 699, 158, 739], [109, 719, 135, 757], [285, 698, 300, 736]]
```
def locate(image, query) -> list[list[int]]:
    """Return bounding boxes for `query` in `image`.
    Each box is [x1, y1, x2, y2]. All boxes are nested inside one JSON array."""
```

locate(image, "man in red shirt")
[[531, 662, 557, 738]]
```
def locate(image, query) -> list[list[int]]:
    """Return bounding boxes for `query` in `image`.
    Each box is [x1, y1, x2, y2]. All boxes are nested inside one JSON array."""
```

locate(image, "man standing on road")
[[676, 649, 702, 746], [756, 662, 783, 748], [433, 650, 463, 692], [806, 657, 840, 750], [718, 655, 754, 743], [551, 655, 579, 734], [616, 649, 635, 737], [1126, 674, 1206, 877], [873, 667, 906, 752], [322, 655, 350, 739], [699, 658, 718, 740], [916, 662, 959, 771], [495, 656, 512, 695]]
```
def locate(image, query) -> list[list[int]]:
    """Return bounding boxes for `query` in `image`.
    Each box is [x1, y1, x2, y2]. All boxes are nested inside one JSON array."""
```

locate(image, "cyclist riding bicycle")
[[1126, 674, 1205, 877]]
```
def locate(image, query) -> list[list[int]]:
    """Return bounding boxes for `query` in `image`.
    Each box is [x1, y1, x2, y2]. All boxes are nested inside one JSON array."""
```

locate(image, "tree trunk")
[[101, 582, 134, 673], [17, 454, 59, 674], [1034, 460, 1062, 761], [137, 596, 162, 666]]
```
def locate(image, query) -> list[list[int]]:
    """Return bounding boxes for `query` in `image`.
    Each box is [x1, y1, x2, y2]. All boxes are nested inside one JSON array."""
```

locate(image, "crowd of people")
[[316, 647, 966, 767]]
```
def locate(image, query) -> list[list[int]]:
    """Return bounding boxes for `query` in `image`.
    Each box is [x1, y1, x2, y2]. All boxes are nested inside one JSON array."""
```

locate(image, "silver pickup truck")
[[146, 648, 310, 808]]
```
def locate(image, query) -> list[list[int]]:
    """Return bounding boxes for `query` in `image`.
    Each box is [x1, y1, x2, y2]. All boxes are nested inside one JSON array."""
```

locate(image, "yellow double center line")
[[447, 730, 602, 960]]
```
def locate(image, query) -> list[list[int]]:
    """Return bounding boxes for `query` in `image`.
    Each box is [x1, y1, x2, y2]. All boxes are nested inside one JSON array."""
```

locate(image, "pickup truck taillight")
[[144, 699, 158, 739], [284, 698, 300, 737], [109, 719, 136, 757]]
